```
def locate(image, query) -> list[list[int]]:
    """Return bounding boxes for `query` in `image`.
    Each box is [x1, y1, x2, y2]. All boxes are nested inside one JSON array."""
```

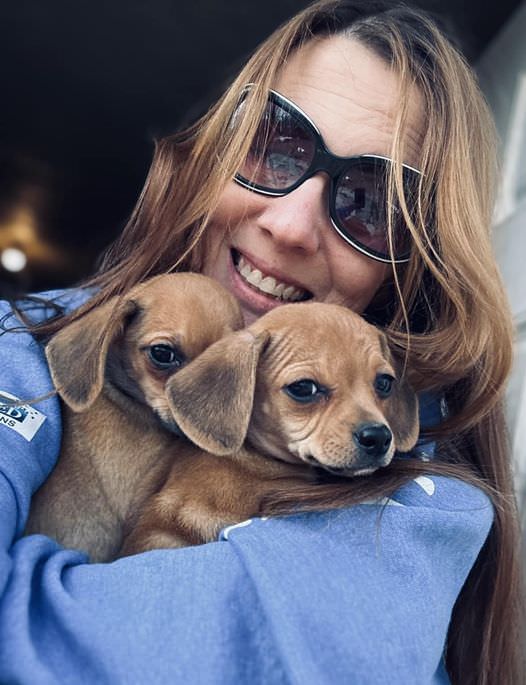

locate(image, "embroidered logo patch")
[[0, 390, 46, 441]]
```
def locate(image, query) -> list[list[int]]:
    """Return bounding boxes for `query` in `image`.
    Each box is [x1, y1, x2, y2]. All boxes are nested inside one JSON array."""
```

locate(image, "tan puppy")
[[25, 273, 244, 562], [119, 302, 420, 555]]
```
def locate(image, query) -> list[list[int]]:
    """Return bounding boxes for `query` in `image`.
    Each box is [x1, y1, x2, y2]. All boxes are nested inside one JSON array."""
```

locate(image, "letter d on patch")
[[0, 391, 46, 441]]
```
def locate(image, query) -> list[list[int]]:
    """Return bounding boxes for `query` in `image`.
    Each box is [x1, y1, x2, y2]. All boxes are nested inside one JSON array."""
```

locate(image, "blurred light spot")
[[1, 206, 67, 269], [1, 247, 27, 272]]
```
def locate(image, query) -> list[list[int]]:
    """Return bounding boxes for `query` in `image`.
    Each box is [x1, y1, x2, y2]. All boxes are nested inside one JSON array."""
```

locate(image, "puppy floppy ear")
[[45, 298, 138, 412], [166, 329, 270, 455], [378, 332, 420, 452]]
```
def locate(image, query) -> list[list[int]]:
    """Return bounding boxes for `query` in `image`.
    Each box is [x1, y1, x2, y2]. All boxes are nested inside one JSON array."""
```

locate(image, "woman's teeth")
[[235, 254, 308, 302]]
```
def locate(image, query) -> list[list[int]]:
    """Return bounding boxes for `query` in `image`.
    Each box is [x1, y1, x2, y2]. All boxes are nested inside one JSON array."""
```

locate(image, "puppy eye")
[[375, 373, 395, 398], [148, 344, 185, 370], [283, 379, 328, 404]]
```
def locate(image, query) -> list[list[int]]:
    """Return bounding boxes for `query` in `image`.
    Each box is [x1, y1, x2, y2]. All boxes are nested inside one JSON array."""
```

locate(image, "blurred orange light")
[[0, 206, 67, 268]]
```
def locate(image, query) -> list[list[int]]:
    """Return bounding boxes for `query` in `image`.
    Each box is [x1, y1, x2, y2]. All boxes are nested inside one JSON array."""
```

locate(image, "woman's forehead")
[[272, 35, 425, 168]]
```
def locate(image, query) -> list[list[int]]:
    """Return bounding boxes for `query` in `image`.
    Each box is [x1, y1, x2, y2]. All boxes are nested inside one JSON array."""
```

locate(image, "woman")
[[0, 1, 523, 683]]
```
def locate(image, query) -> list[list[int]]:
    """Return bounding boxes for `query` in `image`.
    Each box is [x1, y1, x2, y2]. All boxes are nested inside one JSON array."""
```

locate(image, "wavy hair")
[[23, 2, 523, 682]]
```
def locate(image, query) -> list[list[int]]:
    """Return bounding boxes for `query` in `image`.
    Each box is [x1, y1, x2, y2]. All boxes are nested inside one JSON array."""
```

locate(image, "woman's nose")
[[256, 175, 328, 254]]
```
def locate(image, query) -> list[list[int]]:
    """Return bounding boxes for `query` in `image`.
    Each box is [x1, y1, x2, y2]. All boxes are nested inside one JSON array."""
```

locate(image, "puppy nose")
[[353, 423, 392, 458]]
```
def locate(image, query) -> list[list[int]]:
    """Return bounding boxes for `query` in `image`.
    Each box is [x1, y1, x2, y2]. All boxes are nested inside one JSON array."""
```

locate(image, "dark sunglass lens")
[[334, 161, 416, 259], [238, 98, 316, 191]]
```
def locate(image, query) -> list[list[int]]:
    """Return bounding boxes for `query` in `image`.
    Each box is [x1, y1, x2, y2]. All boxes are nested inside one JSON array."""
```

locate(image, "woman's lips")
[[232, 250, 312, 304], [230, 249, 313, 322]]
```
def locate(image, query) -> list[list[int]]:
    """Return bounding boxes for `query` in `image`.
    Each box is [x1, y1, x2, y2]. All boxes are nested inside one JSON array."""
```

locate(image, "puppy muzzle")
[[309, 422, 394, 476]]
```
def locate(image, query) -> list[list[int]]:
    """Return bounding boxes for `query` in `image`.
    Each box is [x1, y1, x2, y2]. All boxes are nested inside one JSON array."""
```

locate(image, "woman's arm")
[[0, 299, 493, 684]]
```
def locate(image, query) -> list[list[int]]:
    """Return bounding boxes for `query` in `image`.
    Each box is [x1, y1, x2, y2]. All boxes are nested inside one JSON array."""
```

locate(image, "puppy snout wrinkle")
[[353, 423, 392, 458]]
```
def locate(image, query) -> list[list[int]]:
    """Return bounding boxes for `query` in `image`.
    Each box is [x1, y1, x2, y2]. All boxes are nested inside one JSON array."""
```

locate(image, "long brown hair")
[[21, 1, 523, 682]]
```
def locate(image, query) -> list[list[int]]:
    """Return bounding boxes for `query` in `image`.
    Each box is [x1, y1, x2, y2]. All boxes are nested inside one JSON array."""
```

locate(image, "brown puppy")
[[25, 273, 244, 562], [119, 302, 420, 555]]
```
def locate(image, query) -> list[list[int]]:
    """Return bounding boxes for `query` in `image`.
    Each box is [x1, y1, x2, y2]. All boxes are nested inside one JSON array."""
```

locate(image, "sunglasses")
[[233, 89, 422, 263]]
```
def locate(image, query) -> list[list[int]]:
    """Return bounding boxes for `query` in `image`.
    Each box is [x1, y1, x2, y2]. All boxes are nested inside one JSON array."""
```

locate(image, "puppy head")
[[45, 273, 244, 428], [166, 302, 419, 474], [247, 304, 419, 475]]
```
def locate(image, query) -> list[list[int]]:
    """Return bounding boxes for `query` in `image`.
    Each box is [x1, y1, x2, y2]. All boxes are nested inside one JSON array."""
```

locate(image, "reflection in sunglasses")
[[233, 88, 421, 263]]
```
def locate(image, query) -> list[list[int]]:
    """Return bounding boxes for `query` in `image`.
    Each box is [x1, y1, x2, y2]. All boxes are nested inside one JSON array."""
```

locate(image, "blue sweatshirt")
[[0, 290, 493, 684]]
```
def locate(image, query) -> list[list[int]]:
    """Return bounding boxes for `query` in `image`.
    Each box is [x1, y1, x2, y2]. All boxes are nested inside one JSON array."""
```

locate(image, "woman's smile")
[[232, 250, 312, 303]]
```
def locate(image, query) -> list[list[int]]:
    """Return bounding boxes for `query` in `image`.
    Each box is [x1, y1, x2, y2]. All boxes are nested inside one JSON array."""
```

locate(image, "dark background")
[[0, 0, 522, 296]]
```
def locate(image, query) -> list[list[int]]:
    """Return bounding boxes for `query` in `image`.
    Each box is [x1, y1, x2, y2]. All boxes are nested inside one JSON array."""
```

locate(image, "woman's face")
[[203, 36, 425, 325]]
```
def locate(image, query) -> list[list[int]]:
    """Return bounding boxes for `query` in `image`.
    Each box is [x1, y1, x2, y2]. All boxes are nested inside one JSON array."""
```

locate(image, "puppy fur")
[[119, 302, 420, 555], [25, 273, 244, 562]]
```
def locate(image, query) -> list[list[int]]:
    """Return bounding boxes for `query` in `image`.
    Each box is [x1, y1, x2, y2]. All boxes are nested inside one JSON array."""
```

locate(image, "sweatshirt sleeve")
[[0, 298, 494, 685], [0, 299, 64, 548]]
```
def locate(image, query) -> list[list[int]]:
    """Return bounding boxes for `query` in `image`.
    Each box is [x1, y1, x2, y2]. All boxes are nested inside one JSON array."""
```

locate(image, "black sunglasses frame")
[[234, 88, 422, 264]]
